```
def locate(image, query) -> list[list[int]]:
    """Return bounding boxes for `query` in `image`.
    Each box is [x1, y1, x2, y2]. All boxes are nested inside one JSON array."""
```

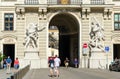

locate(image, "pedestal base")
[[24, 50, 41, 69], [89, 51, 106, 69]]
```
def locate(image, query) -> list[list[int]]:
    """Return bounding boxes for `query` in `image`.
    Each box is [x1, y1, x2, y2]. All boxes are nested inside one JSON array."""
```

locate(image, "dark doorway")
[[3, 44, 15, 67], [113, 44, 120, 59], [49, 13, 79, 67], [59, 35, 70, 66]]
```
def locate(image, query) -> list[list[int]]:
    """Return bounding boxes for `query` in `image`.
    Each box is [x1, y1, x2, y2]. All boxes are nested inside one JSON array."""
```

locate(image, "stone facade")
[[0, 0, 119, 69]]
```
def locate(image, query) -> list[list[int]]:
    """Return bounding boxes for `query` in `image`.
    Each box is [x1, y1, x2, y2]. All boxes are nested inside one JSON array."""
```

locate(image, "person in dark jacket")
[[48, 57, 55, 77]]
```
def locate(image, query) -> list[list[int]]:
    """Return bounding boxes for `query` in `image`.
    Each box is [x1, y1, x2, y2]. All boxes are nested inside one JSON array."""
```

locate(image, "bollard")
[[11, 75, 14, 79], [14, 73, 17, 79]]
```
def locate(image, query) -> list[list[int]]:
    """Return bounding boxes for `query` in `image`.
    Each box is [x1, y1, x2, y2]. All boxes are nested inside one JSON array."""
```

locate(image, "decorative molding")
[[0, 34, 17, 40], [48, 8, 81, 13], [113, 37, 120, 42], [111, 34, 120, 43], [0, 35, 17, 44], [15, 7, 25, 19], [38, 8, 47, 20], [104, 8, 112, 19], [82, 7, 90, 19]]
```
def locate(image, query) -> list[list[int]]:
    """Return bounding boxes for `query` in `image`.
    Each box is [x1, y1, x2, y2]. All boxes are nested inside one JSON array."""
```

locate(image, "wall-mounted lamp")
[[19, 9, 22, 15], [107, 9, 110, 17], [16, 7, 25, 15], [39, 8, 47, 20], [85, 9, 88, 17], [41, 9, 44, 16], [82, 8, 90, 18]]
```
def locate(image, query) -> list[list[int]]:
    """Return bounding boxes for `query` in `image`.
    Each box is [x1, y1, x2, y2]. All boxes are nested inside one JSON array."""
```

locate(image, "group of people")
[[48, 55, 61, 77], [64, 57, 78, 68], [48, 56, 79, 77], [3, 56, 19, 74]]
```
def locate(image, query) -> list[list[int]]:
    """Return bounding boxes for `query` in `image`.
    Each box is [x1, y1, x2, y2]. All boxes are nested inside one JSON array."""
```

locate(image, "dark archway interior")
[[113, 44, 120, 60], [49, 13, 79, 66], [3, 44, 15, 67]]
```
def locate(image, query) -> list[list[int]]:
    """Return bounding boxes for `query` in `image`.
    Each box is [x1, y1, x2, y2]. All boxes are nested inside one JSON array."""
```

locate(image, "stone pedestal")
[[89, 50, 106, 69], [81, 54, 89, 68], [24, 48, 41, 69]]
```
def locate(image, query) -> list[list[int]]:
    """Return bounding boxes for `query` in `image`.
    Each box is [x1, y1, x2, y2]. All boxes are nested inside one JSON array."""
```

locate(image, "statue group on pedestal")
[[23, 23, 45, 48], [89, 17, 105, 52]]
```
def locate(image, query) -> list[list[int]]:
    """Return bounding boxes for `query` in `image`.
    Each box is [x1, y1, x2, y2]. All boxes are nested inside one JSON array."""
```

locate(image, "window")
[[113, 0, 120, 1], [114, 13, 120, 30], [1, 0, 16, 2], [4, 13, 14, 31], [2, 0, 16, 1]]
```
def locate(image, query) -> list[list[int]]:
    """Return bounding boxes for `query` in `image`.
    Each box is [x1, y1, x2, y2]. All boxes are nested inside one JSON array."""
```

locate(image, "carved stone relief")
[[88, 17, 105, 52]]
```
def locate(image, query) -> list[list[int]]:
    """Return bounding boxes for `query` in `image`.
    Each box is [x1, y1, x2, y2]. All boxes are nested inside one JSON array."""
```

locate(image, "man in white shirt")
[[54, 55, 61, 77]]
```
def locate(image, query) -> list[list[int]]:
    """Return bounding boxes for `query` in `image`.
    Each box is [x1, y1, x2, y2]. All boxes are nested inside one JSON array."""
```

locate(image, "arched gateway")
[[49, 13, 80, 67]]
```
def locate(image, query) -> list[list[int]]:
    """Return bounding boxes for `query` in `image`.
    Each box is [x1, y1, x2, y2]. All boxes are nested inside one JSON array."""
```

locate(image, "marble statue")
[[89, 17, 105, 52], [23, 23, 45, 48]]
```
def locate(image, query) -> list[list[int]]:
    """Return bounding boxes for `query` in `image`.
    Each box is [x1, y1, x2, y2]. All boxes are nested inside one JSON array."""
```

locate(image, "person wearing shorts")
[[54, 55, 61, 77], [48, 57, 55, 77]]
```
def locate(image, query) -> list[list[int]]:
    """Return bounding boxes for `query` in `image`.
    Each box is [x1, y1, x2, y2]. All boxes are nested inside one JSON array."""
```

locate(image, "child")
[[3, 59, 7, 69]]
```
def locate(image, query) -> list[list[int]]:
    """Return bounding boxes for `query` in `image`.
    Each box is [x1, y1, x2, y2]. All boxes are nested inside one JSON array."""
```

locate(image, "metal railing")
[[47, 0, 105, 5], [7, 65, 30, 79], [47, 0, 82, 5], [24, 0, 39, 5], [91, 0, 105, 5], [24, 0, 105, 5]]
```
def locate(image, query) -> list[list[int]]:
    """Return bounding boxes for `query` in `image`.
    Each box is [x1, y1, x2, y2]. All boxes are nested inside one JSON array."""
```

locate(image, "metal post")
[[83, 54, 87, 68], [106, 53, 108, 69]]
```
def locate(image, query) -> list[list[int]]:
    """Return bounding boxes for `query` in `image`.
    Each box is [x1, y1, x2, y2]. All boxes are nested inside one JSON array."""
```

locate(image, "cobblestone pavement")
[[22, 67, 120, 79], [0, 68, 15, 79]]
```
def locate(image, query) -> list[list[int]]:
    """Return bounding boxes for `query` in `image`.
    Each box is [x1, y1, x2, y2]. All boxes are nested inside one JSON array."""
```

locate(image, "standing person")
[[64, 57, 69, 68], [14, 57, 19, 70], [3, 58, 7, 69], [6, 56, 12, 74], [48, 57, 55, 77], [54, 55, 61, 77], [74, 58, 78, 68]]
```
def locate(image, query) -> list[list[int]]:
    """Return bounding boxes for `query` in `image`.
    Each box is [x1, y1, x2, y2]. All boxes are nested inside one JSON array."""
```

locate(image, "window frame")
[[1, 0, 16, 2], [4, 13, 14, 31], [114, 13, 120, 30]]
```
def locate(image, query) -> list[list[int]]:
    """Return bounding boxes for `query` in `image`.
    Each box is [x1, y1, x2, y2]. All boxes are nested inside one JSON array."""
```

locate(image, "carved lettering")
[[4, 38, 14, 43]]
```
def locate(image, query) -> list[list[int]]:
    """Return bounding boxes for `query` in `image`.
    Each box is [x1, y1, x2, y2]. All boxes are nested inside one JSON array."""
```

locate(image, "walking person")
[[54, 55, 61, 77], [74, 58, 78, 68], [64, 57, 69, 68], [6, 56, 12, 74], [14, 57, 19, 71], [48, 57, 55, 77]]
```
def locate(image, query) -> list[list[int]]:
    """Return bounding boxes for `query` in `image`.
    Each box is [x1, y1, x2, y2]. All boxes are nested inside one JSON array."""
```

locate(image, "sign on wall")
[[82, 43, 88, 54], [105, 46, 109, 52]]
